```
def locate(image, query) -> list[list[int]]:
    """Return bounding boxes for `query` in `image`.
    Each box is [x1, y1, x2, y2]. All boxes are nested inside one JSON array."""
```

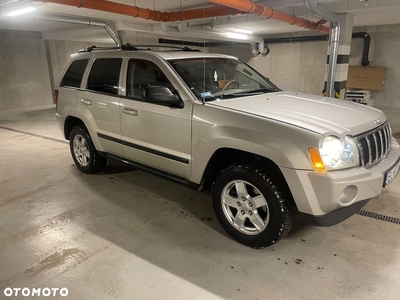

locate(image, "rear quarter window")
[[87, 58, 122, 95], [60, 59, 89, 88]]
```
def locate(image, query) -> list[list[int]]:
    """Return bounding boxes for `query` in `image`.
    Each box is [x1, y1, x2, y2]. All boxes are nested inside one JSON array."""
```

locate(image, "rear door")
[[119, 54, 192, 179], [79, 53, 123, 156]]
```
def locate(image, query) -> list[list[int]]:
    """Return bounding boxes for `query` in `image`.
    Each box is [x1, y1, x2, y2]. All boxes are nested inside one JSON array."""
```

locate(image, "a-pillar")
[[324, 13, 354, 99]]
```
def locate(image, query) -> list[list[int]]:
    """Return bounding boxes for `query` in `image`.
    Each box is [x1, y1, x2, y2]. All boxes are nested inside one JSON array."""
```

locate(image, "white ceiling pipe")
[[160, 23, 181, 34], [34, 13, 121, 47], [306, 0, 340, 98], [175, 23, 268, 55]]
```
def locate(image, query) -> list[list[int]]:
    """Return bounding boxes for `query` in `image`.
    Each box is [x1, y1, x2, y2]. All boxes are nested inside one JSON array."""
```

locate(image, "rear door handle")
[[80, 99, 92, 106], [122, 108, 139, 116]]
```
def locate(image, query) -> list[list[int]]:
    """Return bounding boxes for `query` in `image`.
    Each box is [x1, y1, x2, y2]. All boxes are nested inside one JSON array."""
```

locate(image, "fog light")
[[340, 185, 358, 203]]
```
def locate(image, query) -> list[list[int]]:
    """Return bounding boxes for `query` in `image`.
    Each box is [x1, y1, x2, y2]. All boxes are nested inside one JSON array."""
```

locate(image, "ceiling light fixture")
[[234, 28, 253, 34], [226, 32, 248, 40], [6, 6, 36, 17]]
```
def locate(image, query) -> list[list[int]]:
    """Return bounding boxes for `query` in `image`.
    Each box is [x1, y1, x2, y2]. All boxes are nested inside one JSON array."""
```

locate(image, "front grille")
[[355, 122, 392, 168]]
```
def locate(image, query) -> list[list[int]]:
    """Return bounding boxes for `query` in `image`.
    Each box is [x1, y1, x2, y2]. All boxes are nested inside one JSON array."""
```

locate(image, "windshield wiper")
[[236, 88, 278, 94]]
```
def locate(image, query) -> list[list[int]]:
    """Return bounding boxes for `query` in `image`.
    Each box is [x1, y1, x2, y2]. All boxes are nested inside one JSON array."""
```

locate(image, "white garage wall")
[[210, 38, 328, 96], [212, 24, 400, 107], [0, 30, 53, 110], [1, 24, 399, 111], [46, 31, 159, 89], [350, 25, 400, 107]]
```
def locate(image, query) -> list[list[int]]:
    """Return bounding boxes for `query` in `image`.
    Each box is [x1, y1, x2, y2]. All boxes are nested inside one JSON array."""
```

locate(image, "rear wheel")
[[69, 125, 107, 174], [212, 164, 296, 248]]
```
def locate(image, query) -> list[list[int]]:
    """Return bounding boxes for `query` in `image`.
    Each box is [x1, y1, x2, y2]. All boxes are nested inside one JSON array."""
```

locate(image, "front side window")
[[60, 59, 88, 88], [126, 59, 174, 101], [87, 58, 122, 95], [168, 57, 280, 101]]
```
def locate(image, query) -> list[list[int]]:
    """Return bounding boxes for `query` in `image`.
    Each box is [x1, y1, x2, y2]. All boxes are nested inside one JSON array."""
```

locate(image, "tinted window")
[[60, 59, 88, 88], [87, 58, 122, 95], [126, 59, 174, 100]]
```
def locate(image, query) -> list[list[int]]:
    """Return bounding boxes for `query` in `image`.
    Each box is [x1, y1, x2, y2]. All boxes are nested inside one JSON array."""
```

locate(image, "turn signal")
[[308, 148, 325, 171]]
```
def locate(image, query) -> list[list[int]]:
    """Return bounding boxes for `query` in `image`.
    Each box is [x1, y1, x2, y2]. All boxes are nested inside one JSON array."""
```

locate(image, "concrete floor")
[[1, 105, 400, 300]]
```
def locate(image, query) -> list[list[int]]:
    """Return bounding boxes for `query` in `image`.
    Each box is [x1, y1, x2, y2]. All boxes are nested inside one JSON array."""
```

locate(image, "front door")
[[119, 58, 192, 178]]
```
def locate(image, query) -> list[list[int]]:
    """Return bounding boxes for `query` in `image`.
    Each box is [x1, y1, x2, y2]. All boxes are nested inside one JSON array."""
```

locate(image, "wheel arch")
[[64, 116, 86, 140], [201, 148, 294, 202]]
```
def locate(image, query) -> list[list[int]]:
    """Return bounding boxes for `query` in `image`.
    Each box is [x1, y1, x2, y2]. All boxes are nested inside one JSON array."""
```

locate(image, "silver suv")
[[55, 45, 400, 248]]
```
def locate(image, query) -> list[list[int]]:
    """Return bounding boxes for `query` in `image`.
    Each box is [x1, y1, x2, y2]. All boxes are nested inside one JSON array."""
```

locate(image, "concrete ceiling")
[[0, 0, 400, 43]]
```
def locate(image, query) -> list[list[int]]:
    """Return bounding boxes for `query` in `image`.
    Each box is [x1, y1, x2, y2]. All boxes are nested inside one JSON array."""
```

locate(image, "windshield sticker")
[[201, 92, 212, 98]]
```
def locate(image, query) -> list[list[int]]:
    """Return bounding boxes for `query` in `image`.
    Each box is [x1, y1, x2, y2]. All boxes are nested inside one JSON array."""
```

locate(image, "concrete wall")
[[47, 40, 113, 86], [34, 31, 160, 96], [210, 35, 328, 95], [0, 30, 160, 111], [212, 24, 400, 107], [0, 30, 53, 110], [350, 25, 400, 107], [2, 25, 399, 111]]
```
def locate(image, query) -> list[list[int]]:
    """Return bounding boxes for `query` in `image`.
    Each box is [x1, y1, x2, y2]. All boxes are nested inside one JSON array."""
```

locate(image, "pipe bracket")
[[132, 6, 139, 17]]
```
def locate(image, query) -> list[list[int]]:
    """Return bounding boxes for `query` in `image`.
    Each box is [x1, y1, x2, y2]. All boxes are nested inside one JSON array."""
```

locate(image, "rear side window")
[[87, 58, 122, 95], [60, 59, 88, 88]]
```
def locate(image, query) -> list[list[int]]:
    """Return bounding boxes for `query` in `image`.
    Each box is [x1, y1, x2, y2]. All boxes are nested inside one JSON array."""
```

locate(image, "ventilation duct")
[[161, 23, 269, 56], [35, 13, 121, 47], [38, 0, 330, 34]]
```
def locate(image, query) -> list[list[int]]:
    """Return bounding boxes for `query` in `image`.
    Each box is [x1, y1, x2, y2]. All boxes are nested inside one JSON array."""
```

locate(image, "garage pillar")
[[324, 13, 354, 99]]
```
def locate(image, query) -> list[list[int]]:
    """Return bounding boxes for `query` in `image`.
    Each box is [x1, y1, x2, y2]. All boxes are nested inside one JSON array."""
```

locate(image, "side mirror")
[[144, 86, 183, 108]]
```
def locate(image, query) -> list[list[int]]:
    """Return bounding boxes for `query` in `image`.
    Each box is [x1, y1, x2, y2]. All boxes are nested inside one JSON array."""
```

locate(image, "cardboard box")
[[346, 66, 387, 91]]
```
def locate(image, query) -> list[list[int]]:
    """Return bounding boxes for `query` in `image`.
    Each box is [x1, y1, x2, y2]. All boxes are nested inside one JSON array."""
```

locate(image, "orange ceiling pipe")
[[39, 0, 243, 22], [208, 0, 331, 33]]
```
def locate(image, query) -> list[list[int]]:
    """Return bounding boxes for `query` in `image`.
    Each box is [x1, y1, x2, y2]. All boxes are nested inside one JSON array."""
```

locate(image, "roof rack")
[[79, 45, 118, 53], [78, 44, 138, 53], [78, 43, 200, 53], [121, 43, 139, 51], [133, 45, 201, 52]]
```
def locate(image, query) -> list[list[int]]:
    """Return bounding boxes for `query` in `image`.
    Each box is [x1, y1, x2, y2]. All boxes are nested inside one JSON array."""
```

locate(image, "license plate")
[[384, 158, 400, 187]]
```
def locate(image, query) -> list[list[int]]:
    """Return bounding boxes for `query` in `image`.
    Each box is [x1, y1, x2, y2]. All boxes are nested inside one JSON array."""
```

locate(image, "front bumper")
[[280, 137, 400, 226]]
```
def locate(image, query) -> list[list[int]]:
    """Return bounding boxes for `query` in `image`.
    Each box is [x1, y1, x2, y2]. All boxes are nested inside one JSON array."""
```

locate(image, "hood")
[[209, 91, 386, 136]]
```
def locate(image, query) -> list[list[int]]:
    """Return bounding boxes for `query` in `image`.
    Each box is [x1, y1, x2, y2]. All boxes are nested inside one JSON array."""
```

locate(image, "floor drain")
[[357, 210, 400, 225]]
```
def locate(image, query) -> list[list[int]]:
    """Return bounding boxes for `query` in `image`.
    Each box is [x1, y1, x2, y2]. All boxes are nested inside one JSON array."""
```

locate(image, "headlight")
[[309, 136, 360, 171]]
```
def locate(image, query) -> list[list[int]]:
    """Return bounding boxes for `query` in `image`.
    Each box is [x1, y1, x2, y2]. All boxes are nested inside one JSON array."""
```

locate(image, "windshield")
[[168, 57, 280, 101]]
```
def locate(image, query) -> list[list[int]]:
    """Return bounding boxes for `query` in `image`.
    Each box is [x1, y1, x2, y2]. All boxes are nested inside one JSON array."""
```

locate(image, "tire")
[[212, 164, 297, 248], [69, 125, 107, 174]]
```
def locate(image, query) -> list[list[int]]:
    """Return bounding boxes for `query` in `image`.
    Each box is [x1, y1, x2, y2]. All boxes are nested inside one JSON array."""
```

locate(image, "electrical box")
[[345, 90, 373, 106]]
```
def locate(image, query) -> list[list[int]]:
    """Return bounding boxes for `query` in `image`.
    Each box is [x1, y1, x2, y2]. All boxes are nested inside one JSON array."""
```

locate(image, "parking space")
[[1, 105, 400, 299]]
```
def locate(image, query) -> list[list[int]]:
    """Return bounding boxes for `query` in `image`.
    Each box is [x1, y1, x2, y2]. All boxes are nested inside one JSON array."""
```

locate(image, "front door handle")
[[122, 108, 139, 116], [80, 99, 92, 106]]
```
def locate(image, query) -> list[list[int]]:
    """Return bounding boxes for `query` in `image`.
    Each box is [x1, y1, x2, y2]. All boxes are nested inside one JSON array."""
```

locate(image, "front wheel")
[[212, 164, 296, 248], [69, 125, 107, 174]]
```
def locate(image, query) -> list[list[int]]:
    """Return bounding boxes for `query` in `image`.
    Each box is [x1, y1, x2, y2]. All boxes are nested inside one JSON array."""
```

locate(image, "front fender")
[[190, 103, 322, 183]]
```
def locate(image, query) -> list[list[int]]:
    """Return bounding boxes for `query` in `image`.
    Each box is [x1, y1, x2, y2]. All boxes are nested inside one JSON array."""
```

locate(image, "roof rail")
[[78, 44, 199, 53], [78, 44, 138, 53], [78, 45, 119, 53], [133, 45, 201, 52], [121, 43, 139, 51]]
